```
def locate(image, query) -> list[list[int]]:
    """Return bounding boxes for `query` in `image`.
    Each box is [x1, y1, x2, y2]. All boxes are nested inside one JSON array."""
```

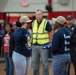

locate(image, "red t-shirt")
[[3, 34, 10, 53]]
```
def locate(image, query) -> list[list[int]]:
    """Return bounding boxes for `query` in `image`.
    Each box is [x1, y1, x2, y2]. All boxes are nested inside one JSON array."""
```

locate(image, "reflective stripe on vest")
[[32, 19, 49, 44]]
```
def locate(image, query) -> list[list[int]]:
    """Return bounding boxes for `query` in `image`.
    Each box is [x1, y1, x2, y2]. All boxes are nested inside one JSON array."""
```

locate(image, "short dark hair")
[[36, 9, 43, 13], [6, 23, 12, 27], [16, 21, 22, 27], [66, 15, 74, 20]]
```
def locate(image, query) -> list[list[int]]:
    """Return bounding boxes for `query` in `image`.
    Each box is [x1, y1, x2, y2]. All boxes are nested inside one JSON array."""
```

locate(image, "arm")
[[48, 31, 53, 42], [14, 28, 24, 42], [51, 32, 60, 53], [9, 33, 15, 57], [46, 21, 53, 42], [2, 38, 4, 53]]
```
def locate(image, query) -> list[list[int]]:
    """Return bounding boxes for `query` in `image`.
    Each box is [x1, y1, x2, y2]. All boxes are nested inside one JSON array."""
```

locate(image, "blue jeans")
[[32, 45, 49, 75], [4, 53, 14, 75], [52, 54, 71, 75]]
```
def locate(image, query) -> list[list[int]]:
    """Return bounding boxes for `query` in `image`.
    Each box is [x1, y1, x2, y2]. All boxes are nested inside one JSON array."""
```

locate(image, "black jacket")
[[2, 32, 15, 57]]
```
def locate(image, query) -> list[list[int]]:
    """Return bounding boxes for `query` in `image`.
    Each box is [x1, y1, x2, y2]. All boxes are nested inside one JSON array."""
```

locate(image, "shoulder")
[[43, 19, 51, 24], [44, 18, 51, 26], [26, 30, 30, 35], [9, 32, 14, 36], [16, 28, 25, 31], [15, 28, 25, 33], [9, 32, 14, 39], [32, 19, 37, 23], [46, 21, 51, 25], [60, 27, 66, 31], [54, 29, 64, 37], [53, 30, 61, 37], [73, 25, 76, 33], [73, 24, 76, 27], [45, 20, 52, 32], [73, 24, 76, 30], [15, 28, 21, 32]]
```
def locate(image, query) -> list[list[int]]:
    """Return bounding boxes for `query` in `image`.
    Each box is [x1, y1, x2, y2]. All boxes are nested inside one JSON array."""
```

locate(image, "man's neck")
[[68, 24, 73, 28], [37, 19, 42, 23]]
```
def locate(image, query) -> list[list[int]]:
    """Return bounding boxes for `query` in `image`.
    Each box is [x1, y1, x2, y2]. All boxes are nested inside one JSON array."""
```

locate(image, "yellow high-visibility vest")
[[32, 19, 49, 45]]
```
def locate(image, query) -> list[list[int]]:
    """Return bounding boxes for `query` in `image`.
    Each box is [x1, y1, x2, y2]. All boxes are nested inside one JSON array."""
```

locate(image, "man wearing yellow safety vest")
[[32, 9, 52, 75]]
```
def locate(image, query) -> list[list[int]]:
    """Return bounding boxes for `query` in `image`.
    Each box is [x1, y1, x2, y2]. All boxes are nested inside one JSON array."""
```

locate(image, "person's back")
[[51, 16, 71, 75], [51, 27, 70, 54], [14, 28, 32, 57]]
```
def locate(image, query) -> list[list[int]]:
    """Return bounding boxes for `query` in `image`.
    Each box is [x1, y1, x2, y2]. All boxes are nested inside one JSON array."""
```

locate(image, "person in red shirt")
[[2, 23, 15, 75]]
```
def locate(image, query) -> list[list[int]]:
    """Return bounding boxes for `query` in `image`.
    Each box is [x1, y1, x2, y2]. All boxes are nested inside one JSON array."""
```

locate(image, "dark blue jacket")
[[51, 27, 70, 55], [14, 28, 32, 57]]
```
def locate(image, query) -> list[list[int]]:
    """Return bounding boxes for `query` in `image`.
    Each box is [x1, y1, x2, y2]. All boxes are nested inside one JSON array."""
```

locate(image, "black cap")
[[66, 15, 74, 20]]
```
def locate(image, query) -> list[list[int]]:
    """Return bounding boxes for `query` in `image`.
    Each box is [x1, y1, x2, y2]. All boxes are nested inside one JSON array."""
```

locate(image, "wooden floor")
[[0, 61, 75, 75]]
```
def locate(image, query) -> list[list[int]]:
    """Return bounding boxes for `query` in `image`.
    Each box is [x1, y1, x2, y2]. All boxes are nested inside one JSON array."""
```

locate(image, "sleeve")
[[9, 33, 15, 57], [1, 35, 5, 53], [45, 21, 52, 32], [51, 32, 60, 53], [2, 38, 4, 53], [14, 28, 24, 42]]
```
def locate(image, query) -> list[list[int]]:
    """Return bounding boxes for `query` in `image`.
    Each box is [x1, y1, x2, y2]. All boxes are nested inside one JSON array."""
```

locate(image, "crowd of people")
[[0, 9, 76, 75]]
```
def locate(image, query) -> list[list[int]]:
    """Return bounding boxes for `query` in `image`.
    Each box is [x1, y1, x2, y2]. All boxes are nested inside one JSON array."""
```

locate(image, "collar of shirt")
[[65, 24, 75, 34], [37, 19, 43, 26], [65, 24, 75, 31]]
